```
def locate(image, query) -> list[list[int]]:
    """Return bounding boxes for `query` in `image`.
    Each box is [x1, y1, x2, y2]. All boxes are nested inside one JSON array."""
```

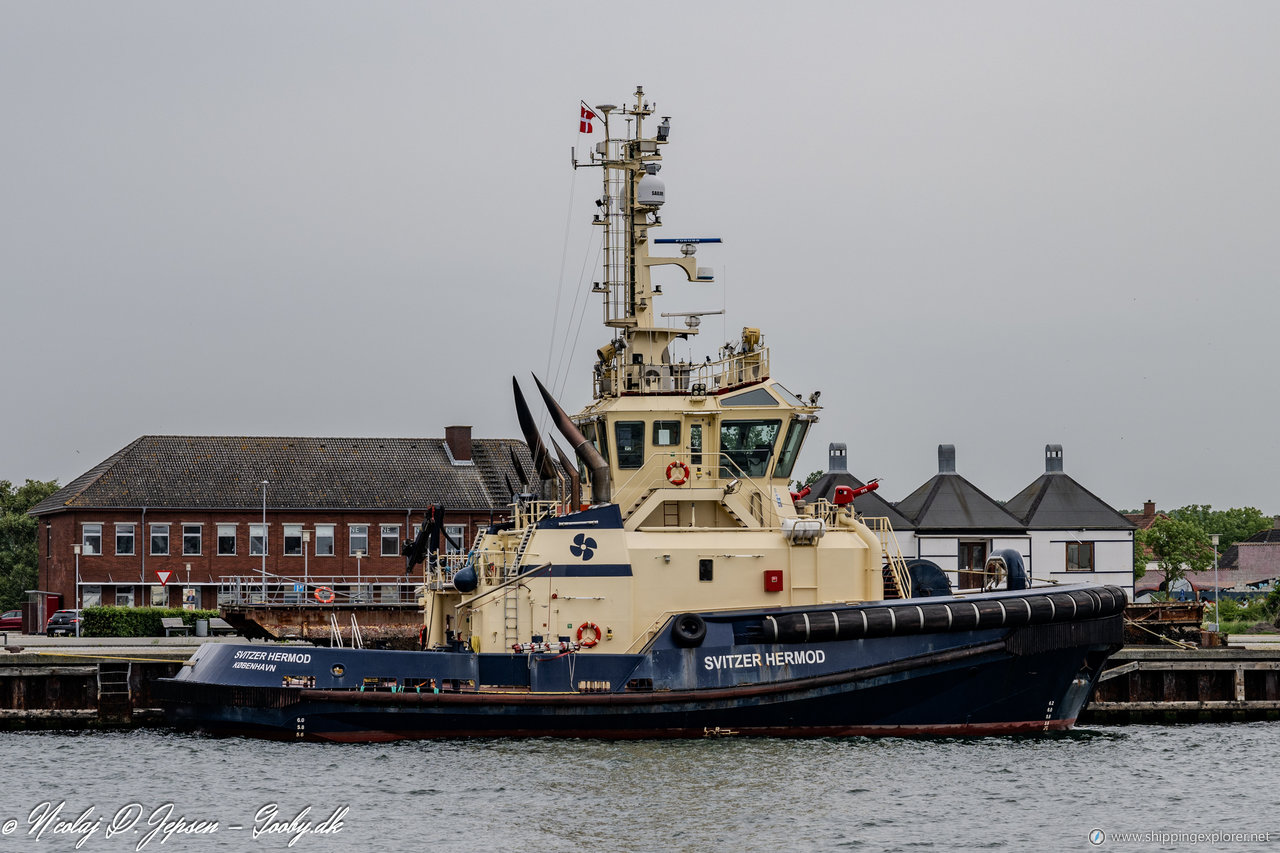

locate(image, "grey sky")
[[3, 2, 1277, 514]]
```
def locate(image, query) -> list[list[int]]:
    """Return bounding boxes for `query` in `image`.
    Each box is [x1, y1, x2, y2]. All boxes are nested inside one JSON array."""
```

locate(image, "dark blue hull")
[[158, 585, 1126, 741]]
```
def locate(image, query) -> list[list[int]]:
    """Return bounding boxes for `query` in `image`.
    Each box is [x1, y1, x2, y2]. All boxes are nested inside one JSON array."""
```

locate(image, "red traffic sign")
[[155, 570, 173, 586]]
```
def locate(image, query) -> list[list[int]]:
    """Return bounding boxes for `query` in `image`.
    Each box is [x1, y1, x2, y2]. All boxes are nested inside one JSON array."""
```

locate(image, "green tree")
[[1136, 515, 1214, 595], [0, 479, 61, 610], [1167, 505, 1273, 551], [791, 470, 823, 492]]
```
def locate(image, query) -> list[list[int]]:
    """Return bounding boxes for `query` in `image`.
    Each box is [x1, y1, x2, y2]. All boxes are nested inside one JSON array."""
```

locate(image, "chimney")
[[445, 425, 473, 463], [1045, 444, 1063, 473], [828, 442, 848, 472], [1143, 500, 1155, 519], [938, 444, 956, 474]]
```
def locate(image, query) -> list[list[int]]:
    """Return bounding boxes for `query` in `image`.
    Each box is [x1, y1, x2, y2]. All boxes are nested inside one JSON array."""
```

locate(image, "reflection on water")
[[0, 724, 1277, 851]]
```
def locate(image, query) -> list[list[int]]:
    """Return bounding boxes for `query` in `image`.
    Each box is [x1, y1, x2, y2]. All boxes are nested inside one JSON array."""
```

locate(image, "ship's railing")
[[218, 574, 427, 608], [860, 516, 913, 599], [597, 348, 770, 397]]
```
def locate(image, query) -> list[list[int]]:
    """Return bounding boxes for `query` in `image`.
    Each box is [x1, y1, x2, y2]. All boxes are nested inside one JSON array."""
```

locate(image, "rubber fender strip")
[[888, 608, 896, 632], [914, 605, 925, 631], [830, 612, 839, 639], [802, 612, 811, 642], [996, 600, 1007, 626], [1047, 597, 1056, 621], [763, 615, 777, 642]]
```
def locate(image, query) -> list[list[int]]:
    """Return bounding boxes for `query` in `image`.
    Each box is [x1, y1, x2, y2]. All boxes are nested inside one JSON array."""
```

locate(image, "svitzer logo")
[[569, 533, 597, 561]]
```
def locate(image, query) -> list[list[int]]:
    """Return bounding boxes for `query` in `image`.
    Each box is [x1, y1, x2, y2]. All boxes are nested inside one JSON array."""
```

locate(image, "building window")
[[149, 585, 168, 607], [381, 525, 400, 557], [315, 524, 334, 557], [82, 524, 102, 556], [217, 524, 237, 555], [249, 524, 267, 556], [183, 524, 202, 556], [150, 524, 169, 556], [115, 587, 135, 607], [445, 524, 467, 555], [653, 420, 680, 447], [284, 525, 303, 556], [615, 421, 645, 469], [115, 523, 135, 556], [350, 525, 369, 556], [1067, 542, 1095, 572], [82, 585, 102, 608]]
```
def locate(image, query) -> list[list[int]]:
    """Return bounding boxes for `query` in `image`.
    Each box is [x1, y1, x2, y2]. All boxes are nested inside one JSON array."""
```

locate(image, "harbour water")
[[0, 724, 1277, 851]]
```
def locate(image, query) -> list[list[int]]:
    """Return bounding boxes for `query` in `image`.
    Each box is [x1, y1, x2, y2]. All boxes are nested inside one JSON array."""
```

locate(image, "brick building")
[[29, 427, 533, 612]]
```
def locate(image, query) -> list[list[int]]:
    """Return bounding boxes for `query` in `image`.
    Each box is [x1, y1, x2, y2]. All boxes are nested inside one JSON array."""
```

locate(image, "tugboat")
[[158, 87, 1125, 741]]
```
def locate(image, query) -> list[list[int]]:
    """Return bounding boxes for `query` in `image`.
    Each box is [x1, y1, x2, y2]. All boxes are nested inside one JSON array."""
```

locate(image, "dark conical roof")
[[896, 445, 1024, 532], [1005, 445, 1134, 530]]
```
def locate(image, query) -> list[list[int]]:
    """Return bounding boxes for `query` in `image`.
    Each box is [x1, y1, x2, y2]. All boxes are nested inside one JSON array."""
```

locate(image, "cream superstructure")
[[420, 88, 907, 655]]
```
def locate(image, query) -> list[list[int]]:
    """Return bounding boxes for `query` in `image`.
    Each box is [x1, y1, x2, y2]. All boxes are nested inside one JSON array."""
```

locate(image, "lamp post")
[[302, 529, 311, 589], [72, 543, 81, 638], [260, 480, 269, 603], [1210, 533, 1221, 632]]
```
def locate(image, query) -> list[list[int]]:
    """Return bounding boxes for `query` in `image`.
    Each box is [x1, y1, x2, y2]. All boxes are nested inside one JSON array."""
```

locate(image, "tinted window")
[[773, 419, 810, 480], [653, 421, 680, 446], [615, 421, 645, 469], [719, 420, 781, 478]]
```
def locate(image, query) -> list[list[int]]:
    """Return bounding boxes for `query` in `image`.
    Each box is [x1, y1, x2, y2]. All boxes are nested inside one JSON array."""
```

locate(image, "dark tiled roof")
[[896, 473, 1025, 532], [1136, 565, 1280, 593], [29, 436, 533, 515], [805, 471, 915, 530], [1123, 511, 1167, 531], [1219, 527, 1280, 570], [1005, 472, 1135, 530]]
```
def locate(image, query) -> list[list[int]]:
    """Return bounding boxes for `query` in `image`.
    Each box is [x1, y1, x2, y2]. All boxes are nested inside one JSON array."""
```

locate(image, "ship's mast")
[[589, 86, 711, 401]]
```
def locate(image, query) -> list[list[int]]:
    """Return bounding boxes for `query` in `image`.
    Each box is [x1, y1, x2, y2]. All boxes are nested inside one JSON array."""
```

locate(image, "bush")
[[81, 606, 222, 637]]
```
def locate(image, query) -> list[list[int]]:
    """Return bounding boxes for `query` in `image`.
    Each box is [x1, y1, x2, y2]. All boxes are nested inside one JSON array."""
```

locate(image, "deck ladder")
[[863, 517, 911, 600]]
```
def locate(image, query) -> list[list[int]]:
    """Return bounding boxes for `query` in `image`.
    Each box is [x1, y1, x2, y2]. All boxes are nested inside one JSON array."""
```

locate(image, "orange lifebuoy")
[[666, 461, 690, 486], [314, 586, 335, 604], [577, 621, 601, 647]]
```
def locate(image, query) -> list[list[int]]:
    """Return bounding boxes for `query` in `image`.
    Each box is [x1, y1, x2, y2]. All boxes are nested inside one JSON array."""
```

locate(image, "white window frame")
[[115, 523, 135, 556], [249, 524, 268, 557], [381, 525, 401, 557], [81, 585, 102, 608], [150, 524, 169, 556], [349, 524, 369, 557], [315, 524, 335, 557], [82, 523, 102, 556], [445, 524, 467, 555], [217, 524, 237, 556], [115, 586, 136, 607], [284, 524, 303, 556], [182, 524, 202, 556]]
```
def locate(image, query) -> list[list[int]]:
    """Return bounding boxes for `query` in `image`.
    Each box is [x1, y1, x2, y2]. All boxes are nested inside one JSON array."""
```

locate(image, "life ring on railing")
[[314, 586, 335, 604], [666, 461, 690, 486], [577, 621, 601, 647]]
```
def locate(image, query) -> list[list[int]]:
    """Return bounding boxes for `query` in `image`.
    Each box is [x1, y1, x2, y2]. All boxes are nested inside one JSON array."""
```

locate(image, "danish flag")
[[579, 105, 595, 134]]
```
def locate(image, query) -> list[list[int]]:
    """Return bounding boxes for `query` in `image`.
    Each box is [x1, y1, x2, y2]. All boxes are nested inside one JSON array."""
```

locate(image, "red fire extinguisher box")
[[763, 570, 784, 592]]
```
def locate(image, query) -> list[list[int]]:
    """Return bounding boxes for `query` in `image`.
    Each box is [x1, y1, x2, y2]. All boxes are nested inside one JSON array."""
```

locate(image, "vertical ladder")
[[663, 500, 680, 527], [511, 523, 537, 576], [97, 662, 132, 723], [329, 612, 344, 648], [503, 589, 520, 648], [349, 614, 365, 649]]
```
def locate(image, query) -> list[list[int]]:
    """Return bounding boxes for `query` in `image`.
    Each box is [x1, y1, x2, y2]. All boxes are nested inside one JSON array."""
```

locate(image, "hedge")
[[82, 606, 223, 638]]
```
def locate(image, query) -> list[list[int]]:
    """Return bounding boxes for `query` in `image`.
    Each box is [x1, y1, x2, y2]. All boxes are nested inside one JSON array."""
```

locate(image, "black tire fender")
[[671, 612, 707, 648]]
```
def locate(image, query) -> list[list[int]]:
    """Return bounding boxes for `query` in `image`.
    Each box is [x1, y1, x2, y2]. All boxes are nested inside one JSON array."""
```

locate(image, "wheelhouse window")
[[615, 421, 645, 469], [217, 524, 237, 555], [249, 524, 267, 556], [773, 419, 810, 480], [115, 523, 135, 556], [381, 525, 400, 557], [1066, 542, 1095, 572], [82, 524, 102, 556], [719, 419, 781, 478], [182, 524, 202, 556], [150, 524, 169, 556], [284, 524, 303, 556], [653, 421, 681, 447], [315, 524, 335, 557], [350, 524, 369, 556]]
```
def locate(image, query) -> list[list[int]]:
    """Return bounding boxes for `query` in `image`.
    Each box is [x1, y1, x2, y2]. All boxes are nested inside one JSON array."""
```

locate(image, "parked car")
[[45, 610, 82, 637], [0, 610, 22, 632]]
